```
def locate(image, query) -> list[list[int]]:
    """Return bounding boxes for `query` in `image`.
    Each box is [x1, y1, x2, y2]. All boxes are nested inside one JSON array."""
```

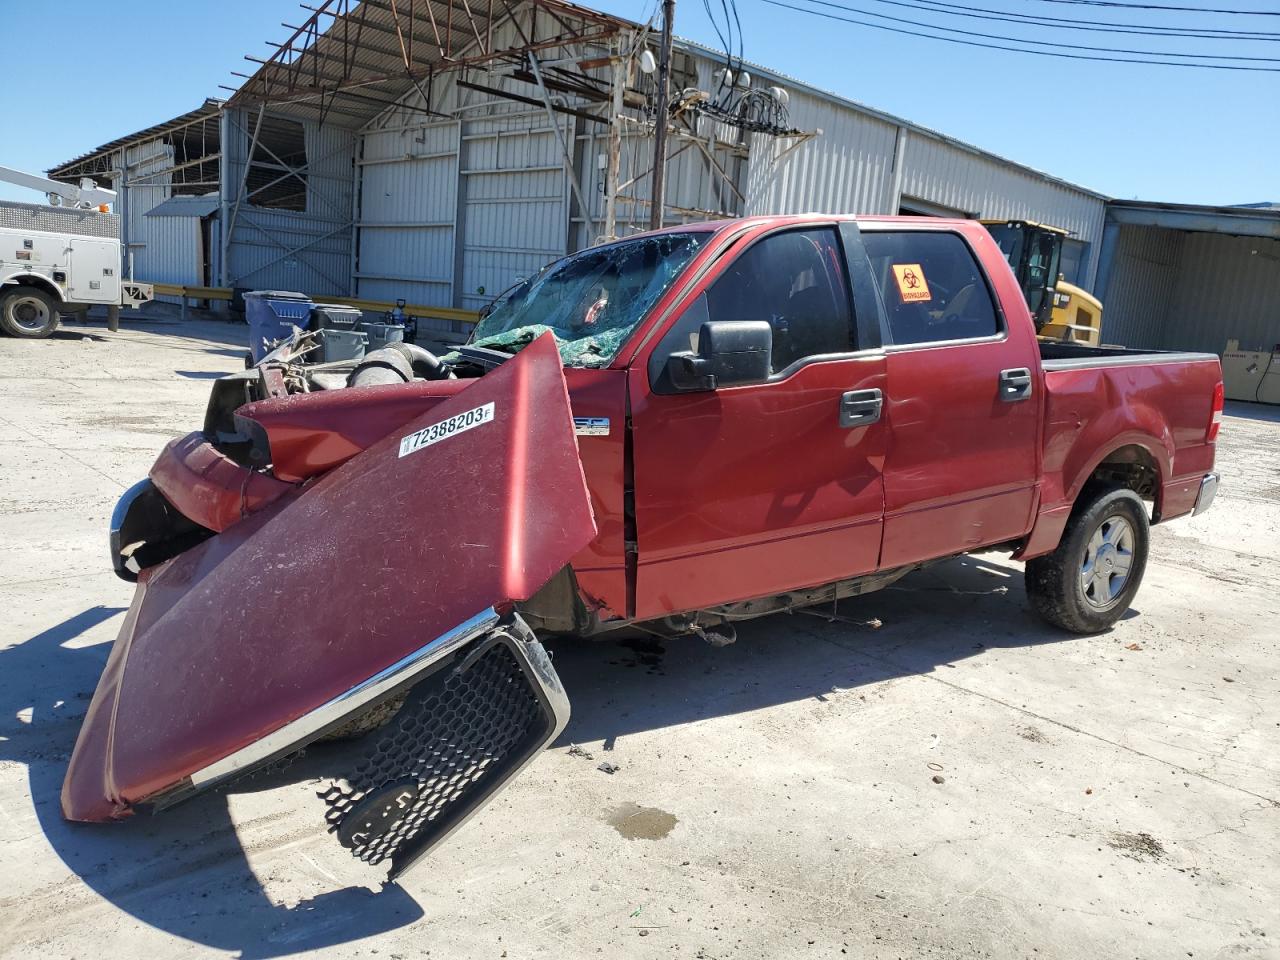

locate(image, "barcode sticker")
[[398, 402, 495, 458]]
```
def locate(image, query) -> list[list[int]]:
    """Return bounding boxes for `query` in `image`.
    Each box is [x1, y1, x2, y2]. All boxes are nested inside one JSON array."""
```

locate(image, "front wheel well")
[[3, 277, 64, 303], [1080, 444, 1161, 518]]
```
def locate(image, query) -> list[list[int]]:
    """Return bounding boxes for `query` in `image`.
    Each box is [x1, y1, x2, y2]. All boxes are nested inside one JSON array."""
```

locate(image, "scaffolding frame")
[[226, 0, 629, 124]]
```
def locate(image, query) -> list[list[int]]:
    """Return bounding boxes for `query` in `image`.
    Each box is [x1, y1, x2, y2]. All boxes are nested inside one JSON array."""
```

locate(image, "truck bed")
[[1024, 342, 1222, 559], [1039, 340, 1218, 370]]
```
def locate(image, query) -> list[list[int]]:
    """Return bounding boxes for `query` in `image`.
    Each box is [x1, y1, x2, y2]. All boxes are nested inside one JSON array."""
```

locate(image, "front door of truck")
[[861, 225, 1041, 567], [629, 224, 888, 620]]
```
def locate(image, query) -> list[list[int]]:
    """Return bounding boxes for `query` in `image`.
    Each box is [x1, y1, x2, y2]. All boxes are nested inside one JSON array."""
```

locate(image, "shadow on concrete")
[[175, 369, 232, 379], [0, 605, 422, 959], [3, 555, 1121, 955], [549, 555, 1120, 748], [1224, 400, 1280, 424]]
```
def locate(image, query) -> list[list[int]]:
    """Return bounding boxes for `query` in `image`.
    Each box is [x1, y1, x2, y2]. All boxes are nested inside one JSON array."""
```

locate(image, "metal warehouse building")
[[46, 0, 1277, 364], [1096, 200, 1280, 355], [47, 0, 1105, 318]]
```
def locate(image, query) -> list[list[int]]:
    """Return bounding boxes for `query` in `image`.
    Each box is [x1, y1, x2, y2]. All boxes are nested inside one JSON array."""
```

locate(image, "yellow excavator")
[[982, 219, 1103, 346]]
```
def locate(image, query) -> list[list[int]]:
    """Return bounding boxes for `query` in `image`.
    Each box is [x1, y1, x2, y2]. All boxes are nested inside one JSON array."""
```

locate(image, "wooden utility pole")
[[603, 47, 626, 240], [647, 0, 675, 231]]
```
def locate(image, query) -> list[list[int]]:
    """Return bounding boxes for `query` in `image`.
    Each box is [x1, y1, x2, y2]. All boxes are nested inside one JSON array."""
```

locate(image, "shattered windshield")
[[467, 232, 708, 367]]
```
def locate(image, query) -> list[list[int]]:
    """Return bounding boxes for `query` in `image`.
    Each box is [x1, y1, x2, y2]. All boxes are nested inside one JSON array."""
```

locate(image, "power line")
[[869, 0, 1280, 39], [760, 0, 1280, 68], [1026, 0, 1280, 15], [794, 0, 1280, 60]]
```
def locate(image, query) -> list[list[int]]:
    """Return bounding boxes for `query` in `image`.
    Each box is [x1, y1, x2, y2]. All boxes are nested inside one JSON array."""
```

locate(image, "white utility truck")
[[0, 164, 152, 338]]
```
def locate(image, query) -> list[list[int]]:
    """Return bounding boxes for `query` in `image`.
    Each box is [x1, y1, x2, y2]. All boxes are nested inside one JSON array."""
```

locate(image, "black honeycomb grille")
[[319, 639, 547, 869]]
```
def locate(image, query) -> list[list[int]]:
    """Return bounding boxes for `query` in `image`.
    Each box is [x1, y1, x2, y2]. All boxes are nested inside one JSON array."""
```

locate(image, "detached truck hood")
[[64, 334, 596, 877]]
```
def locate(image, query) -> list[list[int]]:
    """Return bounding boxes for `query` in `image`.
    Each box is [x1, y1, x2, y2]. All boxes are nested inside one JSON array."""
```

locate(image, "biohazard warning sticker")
[[891, 263, 932, 303]]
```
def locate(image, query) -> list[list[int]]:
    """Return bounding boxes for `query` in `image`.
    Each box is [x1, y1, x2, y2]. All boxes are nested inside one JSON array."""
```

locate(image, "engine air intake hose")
[[346, 343, 454, 387]]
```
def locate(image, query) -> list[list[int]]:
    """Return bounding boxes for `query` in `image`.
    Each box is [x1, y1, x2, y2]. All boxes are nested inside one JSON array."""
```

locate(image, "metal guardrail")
[[151, 283, 234, 300], [145, 284, 481, 327], [150, 283, 232, 321], [319, 296, 479, 326]]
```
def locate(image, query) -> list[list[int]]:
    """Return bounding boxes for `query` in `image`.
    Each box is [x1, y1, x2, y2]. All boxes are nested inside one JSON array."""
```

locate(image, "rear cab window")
[[862, 231, 1000, 346]]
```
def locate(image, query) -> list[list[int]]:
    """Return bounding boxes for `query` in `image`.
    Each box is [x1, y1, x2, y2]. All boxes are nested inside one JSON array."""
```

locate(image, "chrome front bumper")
[[158, 608, 569, 880], [1193, 472, 1220, 516], [109, 478, 212, 582], [109, 478, 155, 581]]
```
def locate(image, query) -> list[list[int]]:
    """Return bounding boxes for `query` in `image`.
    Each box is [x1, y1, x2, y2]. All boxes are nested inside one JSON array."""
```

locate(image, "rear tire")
[[1025, 486, 1149, 634], [0, 287, 60, 338]]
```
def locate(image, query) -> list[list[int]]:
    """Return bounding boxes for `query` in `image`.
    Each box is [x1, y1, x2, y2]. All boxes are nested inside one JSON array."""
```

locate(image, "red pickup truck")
[[66, 215, 1223, 879]]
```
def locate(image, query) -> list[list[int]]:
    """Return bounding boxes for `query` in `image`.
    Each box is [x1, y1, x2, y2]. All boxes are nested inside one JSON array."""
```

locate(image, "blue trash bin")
[[244, 290, 312, 362]]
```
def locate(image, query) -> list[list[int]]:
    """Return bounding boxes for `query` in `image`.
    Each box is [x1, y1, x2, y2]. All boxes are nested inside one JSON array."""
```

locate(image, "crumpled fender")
[[149, 432, 295, 533], [236, 378, 471, 483], [63, 334, 595, 821]]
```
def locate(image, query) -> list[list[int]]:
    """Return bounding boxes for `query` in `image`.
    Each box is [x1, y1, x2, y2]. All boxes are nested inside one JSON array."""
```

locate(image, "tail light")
[[1207, 381, 1224, 442]]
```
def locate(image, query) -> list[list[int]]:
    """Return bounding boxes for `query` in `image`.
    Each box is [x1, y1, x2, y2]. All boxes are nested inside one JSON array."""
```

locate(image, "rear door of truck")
[[859, 222, 1042, 567]]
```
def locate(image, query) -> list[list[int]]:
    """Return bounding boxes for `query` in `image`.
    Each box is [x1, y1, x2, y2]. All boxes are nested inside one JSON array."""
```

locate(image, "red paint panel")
[[561, 368, 629, 620], [236, 367, 629, 617], [1030, 356, 1221, 546], [878, 223, 1042, 568], [149, 433, 294, 533], [237, 378, 471, 483], [879, 338, 1040, 567], [63, 334, 596, 821], [629, 356, 888, 619]]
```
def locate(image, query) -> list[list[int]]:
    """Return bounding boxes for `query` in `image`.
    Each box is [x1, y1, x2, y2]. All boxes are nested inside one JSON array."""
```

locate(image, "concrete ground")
[[0, 314, 1276, 960]]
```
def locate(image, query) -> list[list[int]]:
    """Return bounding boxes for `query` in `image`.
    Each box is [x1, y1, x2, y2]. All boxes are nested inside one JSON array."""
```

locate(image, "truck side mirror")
[[665, 320, 773, 392]]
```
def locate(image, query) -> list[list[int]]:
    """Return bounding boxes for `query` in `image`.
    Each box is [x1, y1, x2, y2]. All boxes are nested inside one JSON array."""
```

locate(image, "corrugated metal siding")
[[743, 86, 898, 218], [457, 114, 570, 309], [347, 42, 1111, 308], [1162, 233, 1280, 353], [900, 135, 1107, 289], [137, 214, 201, 287], [356, 119, 458, 305], [355, 39, 581, 309], [116, 139, 203, 296], [222, 107, 354, 295], [228, 207, 352, 294], [1097, 225, 1184, 349], [1103, 227, 1280, 353]]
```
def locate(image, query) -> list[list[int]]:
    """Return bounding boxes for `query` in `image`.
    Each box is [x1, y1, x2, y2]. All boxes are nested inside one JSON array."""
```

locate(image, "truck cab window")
[[863, 231, 999, 346], [705, 227, 854, 372]]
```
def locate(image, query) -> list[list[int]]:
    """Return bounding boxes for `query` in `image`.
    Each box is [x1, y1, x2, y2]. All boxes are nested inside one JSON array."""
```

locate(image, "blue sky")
[[1, 0, 1275, 206]]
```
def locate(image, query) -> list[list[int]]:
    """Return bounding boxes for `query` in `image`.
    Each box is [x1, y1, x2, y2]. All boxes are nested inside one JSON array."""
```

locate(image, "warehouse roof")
[[1107, 199, 1280, 239], [48, 99, 224, 181], [227, 0, 635, 128]]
